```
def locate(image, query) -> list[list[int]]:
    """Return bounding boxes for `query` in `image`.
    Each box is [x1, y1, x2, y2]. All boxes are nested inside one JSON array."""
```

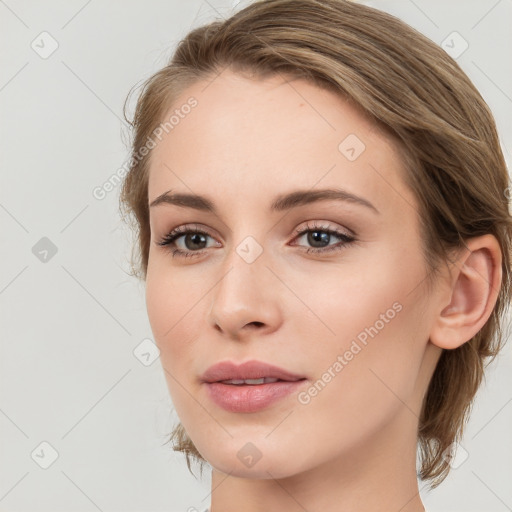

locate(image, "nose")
[[207, 250, 283, 341]]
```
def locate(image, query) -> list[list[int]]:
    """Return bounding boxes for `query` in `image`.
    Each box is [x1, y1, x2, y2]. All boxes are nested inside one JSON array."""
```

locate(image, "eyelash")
[[156, 222, 356, 259]]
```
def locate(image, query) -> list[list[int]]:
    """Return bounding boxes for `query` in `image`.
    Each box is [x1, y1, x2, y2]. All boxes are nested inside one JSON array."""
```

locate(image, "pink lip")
[[201, 360, 307, 413], [204, 380, 307, 413], [201, 360, 306, 383]]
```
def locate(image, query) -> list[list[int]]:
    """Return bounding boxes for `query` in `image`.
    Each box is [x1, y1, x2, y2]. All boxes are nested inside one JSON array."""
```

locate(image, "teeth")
[[221, 377, 280, 385]]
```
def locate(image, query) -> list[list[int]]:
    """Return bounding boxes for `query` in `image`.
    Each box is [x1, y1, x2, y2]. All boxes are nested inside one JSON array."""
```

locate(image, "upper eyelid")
[[170, 221, 346, 234]]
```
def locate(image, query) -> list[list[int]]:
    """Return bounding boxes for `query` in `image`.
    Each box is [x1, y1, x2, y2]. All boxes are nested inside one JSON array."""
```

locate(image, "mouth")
[[201, 360, 308, 413]]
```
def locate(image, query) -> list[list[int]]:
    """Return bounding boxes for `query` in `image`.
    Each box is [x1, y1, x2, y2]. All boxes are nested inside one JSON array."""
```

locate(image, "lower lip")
[[204, 380, 307, 413]]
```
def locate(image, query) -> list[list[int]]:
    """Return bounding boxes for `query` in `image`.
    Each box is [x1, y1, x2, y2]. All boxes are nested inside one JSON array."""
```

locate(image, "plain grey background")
[[1, 1, 511, 511]]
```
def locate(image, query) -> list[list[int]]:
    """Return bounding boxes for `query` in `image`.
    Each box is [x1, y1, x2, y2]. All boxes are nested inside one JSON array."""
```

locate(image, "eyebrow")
[[149, 188, 380, 215]]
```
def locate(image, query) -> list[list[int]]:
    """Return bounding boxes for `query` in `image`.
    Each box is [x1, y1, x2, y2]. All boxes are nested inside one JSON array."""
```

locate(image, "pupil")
[[187, 233, 206, 250], [309, 231, 329, 247]]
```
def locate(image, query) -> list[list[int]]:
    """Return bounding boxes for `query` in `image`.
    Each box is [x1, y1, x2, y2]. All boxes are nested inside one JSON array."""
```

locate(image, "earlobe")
[[429, 234, 502, 350]]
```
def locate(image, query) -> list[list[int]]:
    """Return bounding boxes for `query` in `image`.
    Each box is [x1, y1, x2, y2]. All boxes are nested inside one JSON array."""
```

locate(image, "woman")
[[119, 0, 512, 510]]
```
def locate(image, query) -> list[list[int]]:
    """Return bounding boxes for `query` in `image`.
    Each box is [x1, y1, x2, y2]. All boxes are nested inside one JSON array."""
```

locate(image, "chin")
[[200, 439, 306, 480], [209, 456, 297, 480]]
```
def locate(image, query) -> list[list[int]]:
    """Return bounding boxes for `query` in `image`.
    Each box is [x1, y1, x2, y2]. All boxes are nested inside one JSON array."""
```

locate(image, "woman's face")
[[145, 69, 443, 478]]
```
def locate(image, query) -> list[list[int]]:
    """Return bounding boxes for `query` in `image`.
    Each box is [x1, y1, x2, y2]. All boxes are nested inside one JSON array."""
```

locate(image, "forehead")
[[147, 69, 413, 214]]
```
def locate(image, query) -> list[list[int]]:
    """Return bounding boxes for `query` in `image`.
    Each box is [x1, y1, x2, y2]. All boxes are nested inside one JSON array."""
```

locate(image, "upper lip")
[[201, 360, 306, 383]]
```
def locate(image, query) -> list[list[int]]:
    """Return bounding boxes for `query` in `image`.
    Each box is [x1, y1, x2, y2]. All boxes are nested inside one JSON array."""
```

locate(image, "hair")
[[119, 0, 512, 490]]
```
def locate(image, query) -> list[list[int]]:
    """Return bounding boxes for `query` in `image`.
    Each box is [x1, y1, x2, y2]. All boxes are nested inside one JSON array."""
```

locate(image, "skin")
[[145, 68, 502, 512]]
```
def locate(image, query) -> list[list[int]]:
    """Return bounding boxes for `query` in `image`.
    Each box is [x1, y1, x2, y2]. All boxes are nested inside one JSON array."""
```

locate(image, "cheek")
[[145, 260, 210, 365], [145, 269, 206, 414], [294, 249, 415, 341], [301, 247, 429, 396], [293, 288, 428, 456]]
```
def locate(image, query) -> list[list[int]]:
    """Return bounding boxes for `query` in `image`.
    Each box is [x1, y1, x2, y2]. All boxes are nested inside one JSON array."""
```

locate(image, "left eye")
[[292, 227, 355, 253], [156, 223, 356, 258], [290, 222, 355, 255]]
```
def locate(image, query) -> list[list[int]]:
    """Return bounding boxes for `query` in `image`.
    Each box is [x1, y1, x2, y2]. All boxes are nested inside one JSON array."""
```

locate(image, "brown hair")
[[119, 0, 512, 489]]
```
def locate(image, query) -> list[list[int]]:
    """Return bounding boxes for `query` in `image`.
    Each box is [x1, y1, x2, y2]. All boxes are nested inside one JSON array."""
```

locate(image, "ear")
[[429, 234, 503, 350]]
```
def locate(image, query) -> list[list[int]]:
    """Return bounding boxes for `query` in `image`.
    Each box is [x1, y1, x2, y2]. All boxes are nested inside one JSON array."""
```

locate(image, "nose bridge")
[[208, 236, 282, 337]]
